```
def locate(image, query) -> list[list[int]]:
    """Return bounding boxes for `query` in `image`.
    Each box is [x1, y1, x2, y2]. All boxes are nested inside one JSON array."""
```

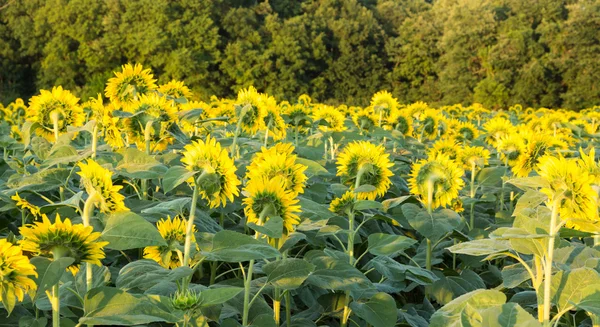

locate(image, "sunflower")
[[536, 155, 599, 232], [283, 104, 312, 133], [298, 94, 312, 106], [428, 139, 460, 161], [26, 86, 85, 142], [413, 109, 440, 141], [19, 215, 108, 275], [158, 80, 193, 100], [453, 121, 480, 143], [313, 105, 346, 132], [236, 86, 267, 135], [143, 216, 198, 269], [483, 117, 514, 147], [386, 109, 413, 135], [12, 192, 45, 220], [243, 176, 301, 234], [178, 100, 211, 135], [262, 96, 287, 141], [406, 101, 430, 120], [578, 148, 600, 185], [181, 136, 241, 208], [352, 107, 377, 134], [497, 133, 525, 167], [336, 141, 394, 200], [458, 145, 490, 170], [370, 91, 398, 124], [77, 159, 128, 213], [329, 191, 357, 216], [408, 154, 465, 210], [246, 145, 308, 195], [122, 93, 177, 152], [0, 239, 37, 311], [512, 133, 555, 178], [105, 63, 157, 108]]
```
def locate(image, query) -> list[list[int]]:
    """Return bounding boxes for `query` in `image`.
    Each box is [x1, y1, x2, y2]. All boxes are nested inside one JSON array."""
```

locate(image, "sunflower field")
[[1, 64, 600, 327]]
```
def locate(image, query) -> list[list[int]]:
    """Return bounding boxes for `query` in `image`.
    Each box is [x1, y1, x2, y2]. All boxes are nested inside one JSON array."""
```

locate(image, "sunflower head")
[[105, 63, 157, 108], [386, 109, 413, 135], [454, 121, 480, 143], [329, 190, 357, 215], [313, 105, 346, 132], [428, 139, 460, 161], [181, 136, 241, 208], [512, 133, 555, 177], [12, 192, 45, 220], [536, 155, 599, 231], [483, 117, 515, 147], [262, 97, 287, 141], [246, 144, 307, 195], [144, 216, 197, 269], [370, 91, 398, 118], [123, 93, 177, 152], [408, 154, 465, 210], [497, 133, 525, 166], [414, 109, 440, 140], [19, 215, 109, 275], [579, 148, 600, 185], [236, 86, 267, 134], [26, 86, 85, 142], [336, 141, 394, 200], [0, 239, 37, 312], [459, 145, 490, 170], [243, 176, 301, 234], [158, 80, 193, 100], [352, 107, 377, 133], [77, 159, 128, 213]]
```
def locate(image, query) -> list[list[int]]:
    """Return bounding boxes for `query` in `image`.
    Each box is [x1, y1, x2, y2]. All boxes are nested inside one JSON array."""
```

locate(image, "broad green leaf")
[[349, 292, 396, 327], [298, 197, 335, 222], [574, 292, 600, 316], [39, 191, 83, 214], [42, 145, 82, 167], [279, 232, 307, 253], [507, 177, 549, 190], [141, 197, 192, 216], [202, 230, 280, 262], [80, 287, 181, 325], [381, 196, 412, 211], [447, 239, 511, 257], [116, 260, 193, 292], [367, 256, 437, 285], [162, 165, 196, 193], [115, 148, 168, 179], [30, 257, 75, 301], [480, 303, 541, 327], [551, 268, 600, 313], [431, 270, 486, 305], [513, 190, 547, 217], [250, 314, 277, 327], [501, 263, 531, 288], [306, 253, 375, 298], [354, 200, 383, 211], [402, 203, 463, 243], [6, 168, 70, 192], [354, 184, 377, 194], [477, 166, 507, 186], [367, 233, 417, 257], [248, 215, 283, 239], [430, 289, 506, 327], [197, 287, 243, 307], [554, 245, 600, 270], [295, 158, 330, 177], [101, 211, 167, 250], [263, 258, 315, 290]]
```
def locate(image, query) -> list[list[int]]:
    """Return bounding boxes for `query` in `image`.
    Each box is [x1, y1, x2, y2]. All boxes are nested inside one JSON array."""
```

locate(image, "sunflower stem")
[[182, 181, 199, 269], [264, 120, 271, 147], [242, 210, 268, 326], [285, 290, 292, 327], [91, 123, 98, 159], [294, 123, 299, 147], [231, 104, 249, 157], [542, 201, 560, 326], [329, 136, 335, 160], [82, 191, 101, 293], [51, 283, 60, 327], [141, 121, 153, 200]]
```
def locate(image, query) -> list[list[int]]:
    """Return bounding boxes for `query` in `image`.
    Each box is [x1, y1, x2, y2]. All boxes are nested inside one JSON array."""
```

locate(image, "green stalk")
[[285, 291, 292, 327], [274, 289, 281, 327], [264, 120, 271, 147], [51, 284, 60, 327], [230, 105, 249, 157], [469, 162, 477, 230], [294, 122, 299, 147], [91, 123, 98, 159], [242, 209, 268, 326], [141, 121, 153, 200], [182, 182, 199, 268], [425, 180, 434, 300], [51, 111, 66, 201], [542, 201, 560, 325], [82, 192, 101, 293]]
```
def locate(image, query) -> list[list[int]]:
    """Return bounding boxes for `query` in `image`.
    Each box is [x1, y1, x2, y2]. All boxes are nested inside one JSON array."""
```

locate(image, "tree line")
[[0, 0, 598, 110]]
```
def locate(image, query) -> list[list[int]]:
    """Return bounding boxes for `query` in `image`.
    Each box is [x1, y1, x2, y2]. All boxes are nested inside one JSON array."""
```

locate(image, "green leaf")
[[367, 256, 438, 285], [247, 215, 283, 239], [202, 230, 280, 262], [115, 148, 168, 179], [249, 314, 277, 327], [381, 196, 412, 211], [431, 270, 486, 305], [480, 303, 541, 327], [430, 289, 506, 327], [197, 287, 243, 307], [141, 197, 192, 216], [42, 145, 83, 167], [101, 212, 167, 250], [507, 177, 549, 190], [298, 197, 335, 222], [574, 292, 600, 316], [306, 253, 375, 298], [354, 200, 383, 211], [349, 292, 396, 327], [354, 184, 377, 194], [295, 158, 330, 177], [116, 260, 193, 292], [551, 268, 600, 313], [40, 191, 83, 214], [501, 263, 531, 288], [30, 256, 75, 301], [263, 258, 315, 290], [367, 233, 417, 257], [402, 204, 463, 243], [162, 166, 196, 193], [513, 190, 547, 217], [6, 168, 70, 192], [447, 239, 511, 257], [80, 287, 181, 325], [477, 166, 507, 186]]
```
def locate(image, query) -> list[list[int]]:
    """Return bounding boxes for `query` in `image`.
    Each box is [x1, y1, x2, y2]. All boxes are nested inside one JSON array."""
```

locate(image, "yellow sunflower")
[[158, 80, 193, 100], [26, 86, 85, 142], [352, 107, 378, 134], [536, 155, 599, 232], [413, 109, 440, 141], [243, 176, 301, 234], [298, 94, 312, 106], [181, 136, 241, 208], [512, 133, 555, 178], [408, 154, 465, 210], [428, 139, 460, 161], [483, 117, 514, 147], [329, 190, 357, 216], [0, 239, 37, 312], [406, 101, 430, 120], [246, 145, 308, 195], [283, 104, 312, 133], [122, 93, 177, 152], [19, 215, 108, 275], [370, 91, 399, 125], [578, 148, 600, 185], [313, 105, 346, 132], [77, 159, 128, 213], [386, 109, 413, 136], [336, 141, 394, 200], [236, 86, 267, 135], [497, 133, 526, 167], [262, 96, 287, 141], [12, 192, 45, 220], [143, 216, 198, 269], [458, 146, 490, 171], [105, 63, 157, 108], [453, 121, 480, 143]]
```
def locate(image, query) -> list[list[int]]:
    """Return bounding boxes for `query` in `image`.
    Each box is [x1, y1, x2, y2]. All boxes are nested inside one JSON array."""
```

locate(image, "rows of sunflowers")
[[1, 63, 600, 327]]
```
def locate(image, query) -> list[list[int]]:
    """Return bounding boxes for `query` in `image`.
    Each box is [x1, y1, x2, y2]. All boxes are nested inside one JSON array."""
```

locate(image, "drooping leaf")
[[162, 165, 196, 193], [101, 212, 167, 250], [263, 258, 315, 290], [202, 230, 280, 262], [430, 289, 506, 327], [349, 292, 396, 327], [367, 233, 417, 257]]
